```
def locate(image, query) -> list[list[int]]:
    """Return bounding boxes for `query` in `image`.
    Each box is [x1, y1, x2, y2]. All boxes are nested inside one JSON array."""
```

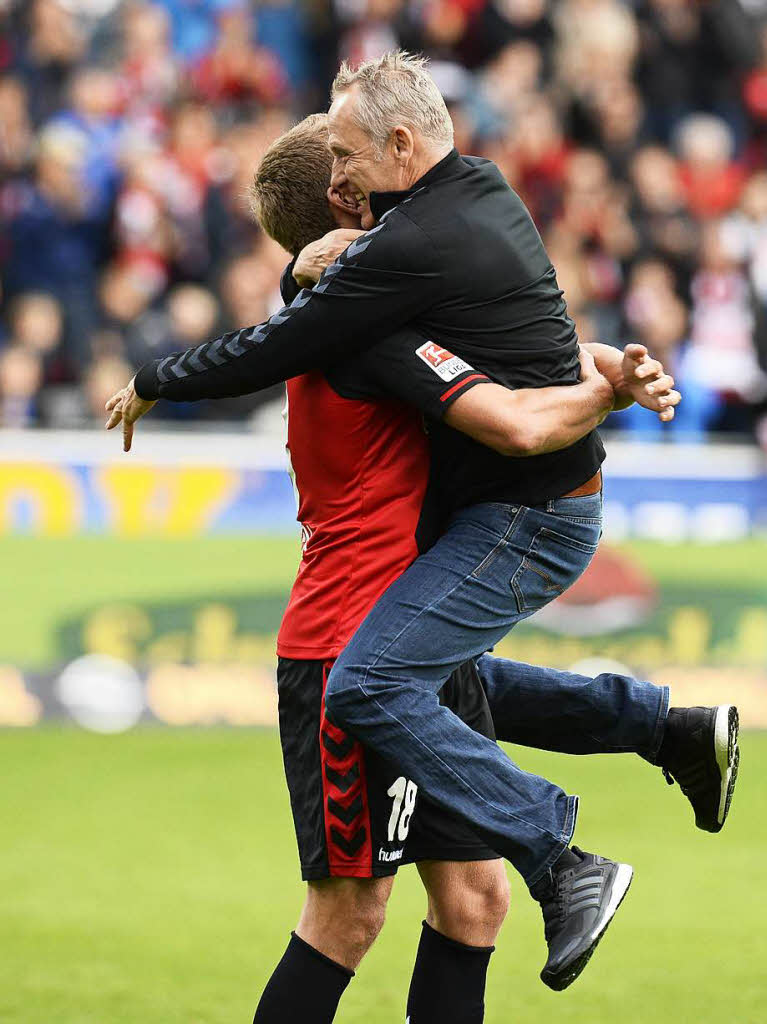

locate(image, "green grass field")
[[3, 727, 765, 1023]]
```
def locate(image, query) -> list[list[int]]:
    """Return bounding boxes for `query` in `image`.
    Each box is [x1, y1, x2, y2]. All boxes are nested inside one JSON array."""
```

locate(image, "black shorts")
[[277, 657, 499, 880]]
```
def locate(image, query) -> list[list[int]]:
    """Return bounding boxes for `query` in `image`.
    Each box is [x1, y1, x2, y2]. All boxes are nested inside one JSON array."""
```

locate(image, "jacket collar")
[[369, 148, 462, 221]]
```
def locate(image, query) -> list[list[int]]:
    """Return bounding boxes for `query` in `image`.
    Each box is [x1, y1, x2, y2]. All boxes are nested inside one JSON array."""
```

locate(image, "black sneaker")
[[532, 847, 633, 991], [657, 705, 740, 833]]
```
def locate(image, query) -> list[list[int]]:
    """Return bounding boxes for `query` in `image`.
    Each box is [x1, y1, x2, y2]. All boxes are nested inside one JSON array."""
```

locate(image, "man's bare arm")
[[443, 348, 616, 457]]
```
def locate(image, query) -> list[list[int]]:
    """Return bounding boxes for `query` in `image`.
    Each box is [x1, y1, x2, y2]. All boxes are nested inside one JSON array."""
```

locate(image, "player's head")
[[250, 113, 360, 257], [328, 50, 454, 229]]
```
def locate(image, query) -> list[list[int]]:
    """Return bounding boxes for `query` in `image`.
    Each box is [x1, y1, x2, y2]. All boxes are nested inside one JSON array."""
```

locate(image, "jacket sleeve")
[[355, 329, 493, 420], [279, 257, 300, 305], [134, 212, 440, 401]]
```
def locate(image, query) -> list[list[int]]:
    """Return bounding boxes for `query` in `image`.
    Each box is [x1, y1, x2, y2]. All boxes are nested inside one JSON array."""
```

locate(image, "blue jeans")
[[475, 653, 667, 756], [326, 492, 667, 887]]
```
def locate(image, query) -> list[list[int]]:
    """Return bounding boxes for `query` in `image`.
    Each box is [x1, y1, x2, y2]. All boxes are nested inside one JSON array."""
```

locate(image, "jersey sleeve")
[[356, 328, 492, 419], [134, 212, 441, 402]]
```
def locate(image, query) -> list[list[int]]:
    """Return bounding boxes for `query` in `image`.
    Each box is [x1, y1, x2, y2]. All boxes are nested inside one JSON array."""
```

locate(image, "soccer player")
[[106, 54, 738, 996]]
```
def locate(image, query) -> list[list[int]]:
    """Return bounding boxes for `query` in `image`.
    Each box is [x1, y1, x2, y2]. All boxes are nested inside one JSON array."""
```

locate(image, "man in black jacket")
[[106, 53, 738, 999]]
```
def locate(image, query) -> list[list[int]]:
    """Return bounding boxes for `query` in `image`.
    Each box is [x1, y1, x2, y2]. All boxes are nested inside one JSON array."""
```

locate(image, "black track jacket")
[[134, 149, 605, 508]]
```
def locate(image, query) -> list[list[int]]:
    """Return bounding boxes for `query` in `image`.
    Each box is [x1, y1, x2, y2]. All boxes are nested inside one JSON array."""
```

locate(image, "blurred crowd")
[[2, 0, 767, 442]]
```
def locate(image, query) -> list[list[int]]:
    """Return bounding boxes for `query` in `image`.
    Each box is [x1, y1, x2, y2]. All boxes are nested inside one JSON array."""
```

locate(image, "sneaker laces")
[[539, 846, 586, 943]]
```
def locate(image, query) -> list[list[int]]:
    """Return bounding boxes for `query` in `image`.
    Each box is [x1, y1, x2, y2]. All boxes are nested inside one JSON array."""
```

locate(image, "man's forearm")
[[445, 377, 613, 457], [509, 378, 614, 455]]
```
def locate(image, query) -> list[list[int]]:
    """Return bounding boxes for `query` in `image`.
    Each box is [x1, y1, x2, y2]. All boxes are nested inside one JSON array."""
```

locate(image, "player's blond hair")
[[250, 114, 336, 257], [331, 51, 454, 155]]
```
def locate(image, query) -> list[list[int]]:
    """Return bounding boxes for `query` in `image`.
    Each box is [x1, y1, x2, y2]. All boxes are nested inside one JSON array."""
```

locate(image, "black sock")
[[253, 932, 354, 1023], [406, 921, 494, 1024]]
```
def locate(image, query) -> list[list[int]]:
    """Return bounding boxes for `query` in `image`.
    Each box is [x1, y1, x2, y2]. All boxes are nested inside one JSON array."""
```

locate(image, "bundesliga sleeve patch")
[[415, 341, 474, 382]]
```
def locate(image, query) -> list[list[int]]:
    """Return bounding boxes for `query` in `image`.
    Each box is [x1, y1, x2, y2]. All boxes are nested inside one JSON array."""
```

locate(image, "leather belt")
[[561, 469, 602, 498]]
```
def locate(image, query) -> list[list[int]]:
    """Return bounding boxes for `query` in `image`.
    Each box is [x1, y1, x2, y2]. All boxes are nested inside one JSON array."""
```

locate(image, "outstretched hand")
[[620, 343, 681, 422], [104, 377, 156, 452]]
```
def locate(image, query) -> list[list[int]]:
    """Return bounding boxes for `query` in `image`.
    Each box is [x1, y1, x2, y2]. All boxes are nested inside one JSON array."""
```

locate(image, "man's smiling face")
[[327, 87, 411, 229], [327, 161, 364, 230]]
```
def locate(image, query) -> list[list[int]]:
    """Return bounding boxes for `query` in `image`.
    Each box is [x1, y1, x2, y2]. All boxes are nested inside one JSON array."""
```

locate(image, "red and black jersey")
[[277, 372, 428, 659], [277, 363, 481, 659]]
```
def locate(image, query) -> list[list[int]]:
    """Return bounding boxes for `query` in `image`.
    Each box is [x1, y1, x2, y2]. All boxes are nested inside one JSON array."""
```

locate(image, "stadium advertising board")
[[1, 431, 766, 539], [1, 431, 765, 730], [1, 541, 765, 730]]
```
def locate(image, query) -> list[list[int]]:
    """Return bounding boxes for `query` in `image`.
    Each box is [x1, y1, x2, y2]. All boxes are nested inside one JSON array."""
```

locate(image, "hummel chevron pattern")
[[319, 685, 373, 869], [327, 794, 364, 826], [330, 826, 367, 857], [322, 731, 356, 760], [324, 763, 360, 794]]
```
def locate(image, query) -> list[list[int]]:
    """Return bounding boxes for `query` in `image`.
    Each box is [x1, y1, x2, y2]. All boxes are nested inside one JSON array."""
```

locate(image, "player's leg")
[[254, 875, 393, 1022], [402, 664, 508, 1022], [406, 859, 509, 1024], [259, 658, 403, 1022], [296, 875, 393, 968], [325, 493, 634, 988], [419, 857, 509, 946]]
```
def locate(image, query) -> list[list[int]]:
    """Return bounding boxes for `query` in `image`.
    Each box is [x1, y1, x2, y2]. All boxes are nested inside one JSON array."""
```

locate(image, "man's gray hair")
[[331, 51, 454, 154]]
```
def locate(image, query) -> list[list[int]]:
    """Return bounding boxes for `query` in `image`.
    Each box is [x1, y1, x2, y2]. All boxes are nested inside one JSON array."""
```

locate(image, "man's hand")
[[104, 377, 156, 452], [619, 343, 681, 422], [293, 229, 365, 288]]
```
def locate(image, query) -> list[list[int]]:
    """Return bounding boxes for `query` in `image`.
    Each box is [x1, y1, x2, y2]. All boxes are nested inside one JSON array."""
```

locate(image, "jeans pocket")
[[469, 506, 522, 579], [510, 527, 599, 614], [537, 525, 601, 554], [471, 537, 509, 578]]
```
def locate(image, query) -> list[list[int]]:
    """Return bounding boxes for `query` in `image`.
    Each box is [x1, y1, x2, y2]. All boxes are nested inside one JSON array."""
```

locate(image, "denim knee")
[[324, 662, 360, 727]]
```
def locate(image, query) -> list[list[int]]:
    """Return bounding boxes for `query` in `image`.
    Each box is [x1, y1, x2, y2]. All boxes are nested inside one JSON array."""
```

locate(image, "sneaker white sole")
[[713, 704, 739, 827]]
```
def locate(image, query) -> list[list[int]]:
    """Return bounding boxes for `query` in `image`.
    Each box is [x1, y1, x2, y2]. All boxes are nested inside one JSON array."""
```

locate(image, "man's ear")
[[327, 186, 363, 229], [392, 126, 415, 163]]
